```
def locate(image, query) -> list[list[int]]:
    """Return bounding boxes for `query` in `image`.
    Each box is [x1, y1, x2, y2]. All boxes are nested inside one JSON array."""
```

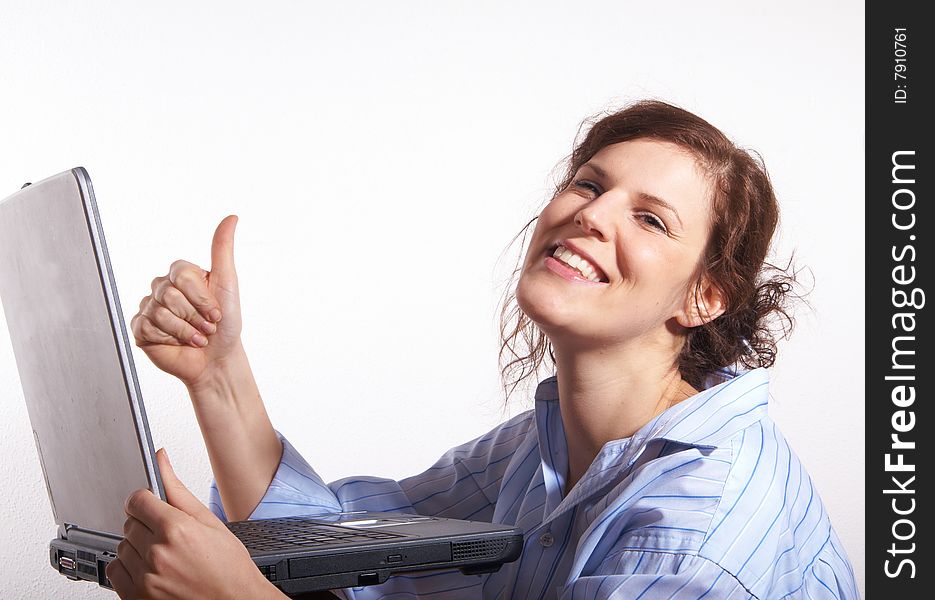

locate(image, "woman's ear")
[[677, 276, 726, 328]]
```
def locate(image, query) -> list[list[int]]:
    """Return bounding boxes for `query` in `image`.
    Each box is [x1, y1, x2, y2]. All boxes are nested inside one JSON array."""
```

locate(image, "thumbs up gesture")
[[131, 216, 244, 387]]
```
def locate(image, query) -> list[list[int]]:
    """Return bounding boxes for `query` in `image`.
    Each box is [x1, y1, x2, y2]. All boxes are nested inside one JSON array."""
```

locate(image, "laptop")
[[0, 168, 523, 595]]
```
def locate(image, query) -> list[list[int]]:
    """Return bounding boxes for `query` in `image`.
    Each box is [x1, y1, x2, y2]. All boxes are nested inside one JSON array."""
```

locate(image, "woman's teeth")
[[552, 246, 603, 282]]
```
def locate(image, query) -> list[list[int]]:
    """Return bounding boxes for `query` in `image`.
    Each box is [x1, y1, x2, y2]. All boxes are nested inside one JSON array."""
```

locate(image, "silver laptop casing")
[[0, 168, 164, 547]]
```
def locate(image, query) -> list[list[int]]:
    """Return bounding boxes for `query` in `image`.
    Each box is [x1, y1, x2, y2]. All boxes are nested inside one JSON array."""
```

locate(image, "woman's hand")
[[106, 449, 285, 600], [130, 216, 242, 387]]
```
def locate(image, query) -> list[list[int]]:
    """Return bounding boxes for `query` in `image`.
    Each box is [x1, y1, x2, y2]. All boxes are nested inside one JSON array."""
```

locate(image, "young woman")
[[107, 101, 859, 599]]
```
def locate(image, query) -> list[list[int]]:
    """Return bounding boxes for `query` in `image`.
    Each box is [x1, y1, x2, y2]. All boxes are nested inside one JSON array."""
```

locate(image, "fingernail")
[[201, 321, 216, 334], [209, 308, 222, 322], [192, 334, 208, 347]]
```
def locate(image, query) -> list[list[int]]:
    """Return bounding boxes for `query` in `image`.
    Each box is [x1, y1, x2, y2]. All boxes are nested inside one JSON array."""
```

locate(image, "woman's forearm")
[[185, 340, 282, 521]]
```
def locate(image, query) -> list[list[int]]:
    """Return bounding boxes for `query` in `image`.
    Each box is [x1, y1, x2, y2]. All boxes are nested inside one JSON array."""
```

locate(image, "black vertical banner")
[[867, 1, 931, 597]]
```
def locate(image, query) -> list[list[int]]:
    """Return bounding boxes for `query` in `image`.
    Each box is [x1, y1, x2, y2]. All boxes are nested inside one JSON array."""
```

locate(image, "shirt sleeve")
[[557, 536, 860, 600], [209, 433, 343, 522], [800, 530, 860, 600], [559, 549, 754, 600], [221, 413, 533, 522]]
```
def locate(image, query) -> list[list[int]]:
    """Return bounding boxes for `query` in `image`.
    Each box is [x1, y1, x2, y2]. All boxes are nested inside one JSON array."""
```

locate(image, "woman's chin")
[[516, 278, 581, 334]]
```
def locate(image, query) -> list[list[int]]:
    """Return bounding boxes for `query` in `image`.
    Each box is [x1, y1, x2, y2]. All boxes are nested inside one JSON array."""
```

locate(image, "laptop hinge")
[[62, 524, 122, 551]]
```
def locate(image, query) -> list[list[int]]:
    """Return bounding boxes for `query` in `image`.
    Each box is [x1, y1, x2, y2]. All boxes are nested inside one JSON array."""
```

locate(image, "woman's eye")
[[572, 179, 602, 196], [638, 213, 668, 233]]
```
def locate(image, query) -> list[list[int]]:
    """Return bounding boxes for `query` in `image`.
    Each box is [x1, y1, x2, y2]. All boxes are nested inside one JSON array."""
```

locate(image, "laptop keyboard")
[[228, 517, 406, 552]]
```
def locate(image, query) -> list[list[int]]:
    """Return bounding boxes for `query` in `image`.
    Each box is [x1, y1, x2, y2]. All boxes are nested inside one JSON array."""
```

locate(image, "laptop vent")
[[77, 550, 96, 563], [77, 562, 97, 577], [451, 539, 509, 561]]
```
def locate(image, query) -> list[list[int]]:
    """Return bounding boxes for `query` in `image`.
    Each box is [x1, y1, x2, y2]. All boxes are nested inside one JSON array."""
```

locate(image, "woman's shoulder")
[[600, 419, 850, 597], [446, 407, 538, 467]]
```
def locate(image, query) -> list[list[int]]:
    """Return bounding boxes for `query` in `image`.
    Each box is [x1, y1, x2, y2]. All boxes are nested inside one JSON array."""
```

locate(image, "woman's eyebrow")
[[636, 192, 683, 229], [581, 161, 684, 228], [580, 161, 609, 179]]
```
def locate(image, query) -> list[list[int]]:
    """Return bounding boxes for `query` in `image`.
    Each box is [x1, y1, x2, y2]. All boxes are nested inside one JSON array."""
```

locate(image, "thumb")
[[210, 215, 239, 284], [156, 448, 221, 528]]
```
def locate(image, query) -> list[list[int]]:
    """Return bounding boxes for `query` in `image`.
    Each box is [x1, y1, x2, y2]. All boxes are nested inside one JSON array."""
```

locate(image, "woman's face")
[[516, 138, 719, 349]]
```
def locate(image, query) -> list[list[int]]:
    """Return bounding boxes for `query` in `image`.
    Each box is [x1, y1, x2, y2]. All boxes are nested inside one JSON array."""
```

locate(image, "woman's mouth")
[[545, 245, 609, 283]]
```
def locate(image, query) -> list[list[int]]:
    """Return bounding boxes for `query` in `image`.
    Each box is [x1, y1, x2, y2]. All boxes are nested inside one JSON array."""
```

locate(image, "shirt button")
[[538, 532, 554, 547]]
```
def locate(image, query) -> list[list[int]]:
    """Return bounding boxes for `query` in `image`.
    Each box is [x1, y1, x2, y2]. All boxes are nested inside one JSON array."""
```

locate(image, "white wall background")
[[0, 1, 864, 597]]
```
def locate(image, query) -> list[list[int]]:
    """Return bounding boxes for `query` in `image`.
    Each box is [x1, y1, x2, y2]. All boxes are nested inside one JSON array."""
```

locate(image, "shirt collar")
[[531, 368, 770, 522]]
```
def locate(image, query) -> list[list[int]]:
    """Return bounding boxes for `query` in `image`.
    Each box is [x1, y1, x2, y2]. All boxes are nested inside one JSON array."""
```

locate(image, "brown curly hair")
[[499, 99, 798, 395]]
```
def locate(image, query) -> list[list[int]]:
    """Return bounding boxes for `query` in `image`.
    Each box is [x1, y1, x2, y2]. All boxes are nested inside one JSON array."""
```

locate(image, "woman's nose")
[[573, 202, 610, 241]]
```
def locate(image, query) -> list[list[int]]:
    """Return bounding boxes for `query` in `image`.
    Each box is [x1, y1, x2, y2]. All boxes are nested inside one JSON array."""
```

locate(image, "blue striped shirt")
[[210, 368, 858, 599]]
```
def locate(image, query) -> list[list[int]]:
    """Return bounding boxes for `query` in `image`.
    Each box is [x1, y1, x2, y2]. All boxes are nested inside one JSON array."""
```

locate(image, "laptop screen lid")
[[0, 167, 164, 539]]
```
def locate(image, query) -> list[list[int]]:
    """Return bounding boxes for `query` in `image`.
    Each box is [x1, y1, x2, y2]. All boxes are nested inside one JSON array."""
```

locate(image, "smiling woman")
[[110, 100, 859, 600]]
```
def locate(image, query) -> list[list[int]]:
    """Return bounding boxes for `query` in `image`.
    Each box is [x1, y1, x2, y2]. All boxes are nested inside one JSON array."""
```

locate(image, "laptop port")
[[358, 572, 380, 586], [58, 555, 76, 571]]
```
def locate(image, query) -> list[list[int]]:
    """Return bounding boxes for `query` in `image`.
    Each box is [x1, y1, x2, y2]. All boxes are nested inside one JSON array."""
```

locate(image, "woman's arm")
[[220, 410, 537, 524], [185, 340, 283, 521], [131, 216, 280, 520]]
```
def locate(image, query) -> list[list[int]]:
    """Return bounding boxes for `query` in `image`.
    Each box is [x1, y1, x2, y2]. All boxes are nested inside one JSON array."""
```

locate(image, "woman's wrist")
[[185, 341, 258, 409], [182, 337, 276, 456]]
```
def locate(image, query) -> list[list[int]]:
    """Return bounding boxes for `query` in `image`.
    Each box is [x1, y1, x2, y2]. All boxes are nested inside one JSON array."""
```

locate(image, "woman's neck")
[[552, 341, 698, 495]]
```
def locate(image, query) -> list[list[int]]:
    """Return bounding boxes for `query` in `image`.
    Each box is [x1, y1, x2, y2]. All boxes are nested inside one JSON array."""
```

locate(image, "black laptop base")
[[256, 536, 521, 595], [50, 528, 523, 595], [50, 536, 118, 591]]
